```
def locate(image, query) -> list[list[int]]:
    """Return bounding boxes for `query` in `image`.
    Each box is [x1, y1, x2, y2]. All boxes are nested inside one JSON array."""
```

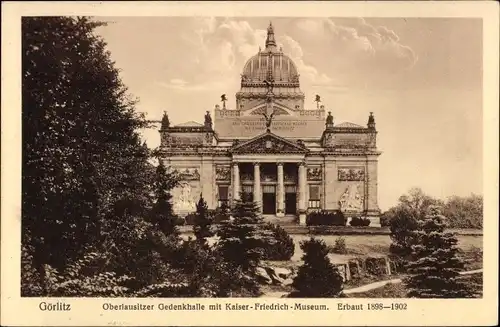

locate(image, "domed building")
[[158, 23, 381, 226]]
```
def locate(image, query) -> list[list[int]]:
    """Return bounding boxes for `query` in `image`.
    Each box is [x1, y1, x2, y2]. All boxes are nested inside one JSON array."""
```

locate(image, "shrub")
[[349, 217, 371, 227], [331, 237, 347, 254], [405, 206, 473, 298], [389, 208, 419, 259], [261, 223, 295, 261], [184, 213, 196, 225], [290, 238, 344, 297], [193, 195, 215, 247], [379, 212, 391, 227], [306, 210, 346, 226]]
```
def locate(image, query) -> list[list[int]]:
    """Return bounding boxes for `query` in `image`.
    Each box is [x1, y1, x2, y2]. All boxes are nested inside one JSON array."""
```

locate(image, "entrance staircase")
[[262, 215, 309, 234]]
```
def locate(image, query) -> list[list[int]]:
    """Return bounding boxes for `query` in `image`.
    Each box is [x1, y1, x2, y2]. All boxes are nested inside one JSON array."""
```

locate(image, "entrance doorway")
[[262, 185, 276, 214], [285, 193, 297, 215], [285, 185, 297, 215]]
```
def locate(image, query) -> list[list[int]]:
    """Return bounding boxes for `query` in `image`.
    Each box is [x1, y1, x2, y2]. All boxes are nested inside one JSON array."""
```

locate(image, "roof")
[[174, 121, 203, 127], [336, 122, 364, 129]]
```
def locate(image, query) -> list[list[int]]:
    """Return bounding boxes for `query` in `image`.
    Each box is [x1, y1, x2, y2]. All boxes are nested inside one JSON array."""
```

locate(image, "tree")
[[150, 160, 180, 238], [388, 188, 443, 260], [216, 196, 270, 295], [443, 194, 483, 229], [193, 194, 214, 247], [218, 198, 265, 270], [22, 16, 153, 289], [290, 238, 343, 297], [405, 206, 473, 298]]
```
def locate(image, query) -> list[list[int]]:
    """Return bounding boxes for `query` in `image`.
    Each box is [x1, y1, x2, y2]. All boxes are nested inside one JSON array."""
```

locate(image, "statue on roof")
[[161, 111, 170, 129], [326, 111, 334, 127], [261, 109, 276, 133], [204, 111, 213, 130], [315, 94, 321, 109], [221, 94, 227, 109], [367, 112, 376, 129]]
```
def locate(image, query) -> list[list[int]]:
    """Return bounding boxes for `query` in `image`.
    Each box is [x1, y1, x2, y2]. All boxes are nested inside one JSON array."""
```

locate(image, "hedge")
[[306, 210, 346, 226]]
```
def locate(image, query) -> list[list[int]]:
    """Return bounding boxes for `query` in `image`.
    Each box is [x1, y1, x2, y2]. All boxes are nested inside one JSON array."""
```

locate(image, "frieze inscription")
[[338, 168, 365, 181], [231, 120, 308, 133]]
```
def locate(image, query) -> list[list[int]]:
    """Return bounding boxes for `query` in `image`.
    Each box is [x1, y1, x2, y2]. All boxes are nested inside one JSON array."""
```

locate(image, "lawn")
[[289, 234, 483, 263]]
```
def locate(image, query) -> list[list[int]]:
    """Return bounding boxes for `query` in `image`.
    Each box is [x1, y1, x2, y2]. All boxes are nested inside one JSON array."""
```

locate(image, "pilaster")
[[298, 161, 307, 225], [232, 162, 240, 201], [276, 162, 284, 217], [324, 158, 338, 210], [253, 162, 262, 213]]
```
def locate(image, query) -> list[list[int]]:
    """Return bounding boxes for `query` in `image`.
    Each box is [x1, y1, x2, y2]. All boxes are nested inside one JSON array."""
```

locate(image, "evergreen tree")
[[388, 188, 443, 262], [193, 194, 214, 247], [405, 206, 473, 298], [21, 16, 153, 291], [150, 160, 180, 238], [290, 238, 344, 298], [218, 197, 265, 271]]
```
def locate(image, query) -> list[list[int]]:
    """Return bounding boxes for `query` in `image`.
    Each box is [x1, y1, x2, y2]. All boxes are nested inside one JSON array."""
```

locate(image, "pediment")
[[231, 132, 308, 154]]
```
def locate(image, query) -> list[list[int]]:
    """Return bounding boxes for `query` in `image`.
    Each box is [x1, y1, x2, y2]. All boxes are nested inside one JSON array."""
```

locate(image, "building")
[[158, 23, 381, 225]]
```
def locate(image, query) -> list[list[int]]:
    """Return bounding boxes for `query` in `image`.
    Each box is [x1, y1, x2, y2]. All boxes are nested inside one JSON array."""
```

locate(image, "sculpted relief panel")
[[173, 183, 197, 213], [176, 167, 201, 181], [215, 165, 231, 181], [338, 167, 365, 181], [339, 184, 364, 213], [307, 166, 322, 181]]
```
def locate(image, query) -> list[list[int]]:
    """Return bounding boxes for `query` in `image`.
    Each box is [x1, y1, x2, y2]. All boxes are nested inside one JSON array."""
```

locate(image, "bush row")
[[306, 210, 346, 226], [174, 206, 231, 226], [349, 217, 371, 227]]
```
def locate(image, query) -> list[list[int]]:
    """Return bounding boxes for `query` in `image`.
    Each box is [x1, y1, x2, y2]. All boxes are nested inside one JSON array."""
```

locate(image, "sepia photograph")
[[2, 1, 499, 326]]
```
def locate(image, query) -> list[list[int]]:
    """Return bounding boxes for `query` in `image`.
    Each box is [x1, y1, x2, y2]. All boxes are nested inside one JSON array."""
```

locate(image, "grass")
[[346, 282, 407, 298], [289, 234, 483, 262]]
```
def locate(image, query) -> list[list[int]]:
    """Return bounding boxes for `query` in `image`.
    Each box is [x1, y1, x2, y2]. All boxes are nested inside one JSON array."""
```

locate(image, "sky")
[[95, 17, 483, 210]]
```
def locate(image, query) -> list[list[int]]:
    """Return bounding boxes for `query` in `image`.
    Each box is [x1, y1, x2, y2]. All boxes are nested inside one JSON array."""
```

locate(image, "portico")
[[230, 157, 308, 223]]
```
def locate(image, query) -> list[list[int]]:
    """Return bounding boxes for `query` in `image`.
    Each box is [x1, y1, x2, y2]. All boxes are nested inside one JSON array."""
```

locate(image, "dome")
[[240, 23, 300, 84], [242, 51, 299, 83]]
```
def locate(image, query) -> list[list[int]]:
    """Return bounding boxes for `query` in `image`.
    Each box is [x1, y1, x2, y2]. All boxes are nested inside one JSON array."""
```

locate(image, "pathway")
[[343, 269, 482, 294], [259, 269, 483, 297]]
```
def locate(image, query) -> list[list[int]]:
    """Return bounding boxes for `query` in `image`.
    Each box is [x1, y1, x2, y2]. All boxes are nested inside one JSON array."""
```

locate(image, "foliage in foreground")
[[290, 238, 344, 298], [405, 206, 473, 298], [216, 198, 271, 296], [260, 223, 295, 261], [22, 16, 153, 277], [192, 194, 215, 247], [331, 236, 348, 254]]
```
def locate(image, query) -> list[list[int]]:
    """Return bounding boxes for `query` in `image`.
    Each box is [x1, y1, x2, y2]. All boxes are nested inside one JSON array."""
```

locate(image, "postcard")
[[1, 1, 498, 326]]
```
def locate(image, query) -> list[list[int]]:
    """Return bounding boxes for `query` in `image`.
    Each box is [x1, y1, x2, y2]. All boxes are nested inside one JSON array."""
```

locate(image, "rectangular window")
[[308, 185, 320, 208], [218, 185, 229, 207]]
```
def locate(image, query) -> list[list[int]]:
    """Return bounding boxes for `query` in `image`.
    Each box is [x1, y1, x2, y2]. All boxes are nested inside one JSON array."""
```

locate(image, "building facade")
[[158, 23, 382, 225]]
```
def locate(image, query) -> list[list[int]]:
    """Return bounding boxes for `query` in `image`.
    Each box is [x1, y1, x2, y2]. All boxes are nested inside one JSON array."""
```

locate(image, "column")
[[276, 162, 285, 217], [253, 162, 262, 212], [232, 162, 240, 201], [298, 161, 307, 225]]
